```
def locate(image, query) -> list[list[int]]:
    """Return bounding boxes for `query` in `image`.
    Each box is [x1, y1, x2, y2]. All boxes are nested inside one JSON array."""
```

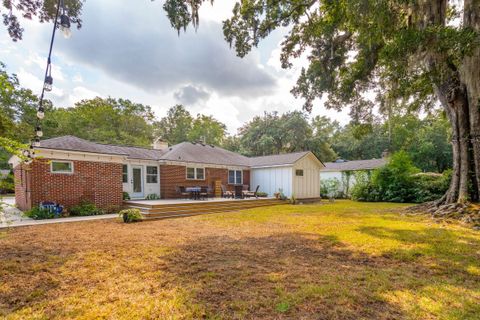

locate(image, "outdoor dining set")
[[175, 185, 259, 200]]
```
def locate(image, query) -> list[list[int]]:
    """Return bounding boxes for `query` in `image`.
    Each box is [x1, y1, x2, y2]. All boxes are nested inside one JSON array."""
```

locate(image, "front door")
[[131, 166, 144, 198]]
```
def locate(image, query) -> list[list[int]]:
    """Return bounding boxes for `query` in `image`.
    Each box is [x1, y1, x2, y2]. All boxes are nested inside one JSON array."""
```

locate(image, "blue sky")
[[0, 0, 350, 134]]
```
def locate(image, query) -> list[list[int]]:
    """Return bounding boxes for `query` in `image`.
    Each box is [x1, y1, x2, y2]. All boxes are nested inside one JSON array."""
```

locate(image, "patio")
[[124, 197, 284, 219]]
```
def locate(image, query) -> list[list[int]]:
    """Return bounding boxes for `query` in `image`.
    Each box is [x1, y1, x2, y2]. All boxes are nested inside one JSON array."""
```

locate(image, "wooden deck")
[[124, 197, 285, 220]]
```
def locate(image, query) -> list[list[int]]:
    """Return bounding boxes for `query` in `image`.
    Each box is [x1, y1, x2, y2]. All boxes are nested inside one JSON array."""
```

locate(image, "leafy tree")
[[332, 122, 389, 160], [154, 104, 193, 145], [1, 0, 83, 41], [221, 135, 243, 153], [237, 110, 336, 162], [49, 97, 155, 147], [165, 0, 480, 206], [238, 111, 283, 156], [188, 114, 227, 145], [407, 114, 452, 172]]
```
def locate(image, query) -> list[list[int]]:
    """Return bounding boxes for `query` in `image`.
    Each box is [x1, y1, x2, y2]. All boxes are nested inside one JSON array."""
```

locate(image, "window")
[[122, 165, 128, 183], [196, 167, 204, 180], [51, 161, 73, 174], [228, 170, 242, 184], [186, 167, 205, 180], [146, 166, 158, 183], [186, 167, 195, 179], [296, 169, 304, 176]]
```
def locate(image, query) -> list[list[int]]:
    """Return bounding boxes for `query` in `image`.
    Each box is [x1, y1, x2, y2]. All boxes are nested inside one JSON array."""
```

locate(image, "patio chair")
[[199, 186, 209, 200], [221, 185, 233, 198], [176, 186, 190, 199], [243, 185, 260, 198]]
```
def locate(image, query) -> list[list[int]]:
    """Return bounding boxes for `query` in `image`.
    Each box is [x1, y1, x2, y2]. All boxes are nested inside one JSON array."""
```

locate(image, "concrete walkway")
[[0, 197, 118, 229]]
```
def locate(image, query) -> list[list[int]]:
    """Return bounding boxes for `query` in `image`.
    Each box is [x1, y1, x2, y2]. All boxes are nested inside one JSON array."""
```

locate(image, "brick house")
[[10, 136, 324, 211]]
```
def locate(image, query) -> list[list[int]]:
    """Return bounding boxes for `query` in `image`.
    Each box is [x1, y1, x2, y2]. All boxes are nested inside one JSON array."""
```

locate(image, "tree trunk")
[[461, 0, 480, 202], [419, 0, 480, 207]]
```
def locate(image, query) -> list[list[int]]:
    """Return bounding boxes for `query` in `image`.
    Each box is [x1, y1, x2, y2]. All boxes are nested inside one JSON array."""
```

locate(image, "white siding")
[[251, 167, 293, 197], [319, 170, 358, 195], [292, 154, 321, 198]]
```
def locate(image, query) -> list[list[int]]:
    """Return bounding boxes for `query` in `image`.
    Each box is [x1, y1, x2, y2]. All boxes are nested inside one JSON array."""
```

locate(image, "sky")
[[0, 0, 351, 135]]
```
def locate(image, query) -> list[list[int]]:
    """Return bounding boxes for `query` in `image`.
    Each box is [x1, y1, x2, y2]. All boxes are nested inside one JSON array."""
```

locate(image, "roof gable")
[[249, 151, 320, 167]]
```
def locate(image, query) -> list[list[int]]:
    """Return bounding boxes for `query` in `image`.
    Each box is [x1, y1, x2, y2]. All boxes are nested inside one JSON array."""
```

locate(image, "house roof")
[[38, 136, 166, 160], [37, 136, 251, 166], [321, 158, 387, 172], [160, 142, 251, 166], [33, 135, 324, 168], [249, 151, 313, 167]]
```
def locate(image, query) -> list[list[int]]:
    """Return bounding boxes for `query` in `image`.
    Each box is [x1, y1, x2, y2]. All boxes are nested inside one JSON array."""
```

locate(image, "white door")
[[131, 166, 144, 198]]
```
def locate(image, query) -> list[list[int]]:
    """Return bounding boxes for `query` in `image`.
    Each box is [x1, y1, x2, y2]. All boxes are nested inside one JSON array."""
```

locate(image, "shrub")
[[320, 178, 341, 199], [119, 208, 143, 223], [351, 171, 382, 202], [411, 171, 451, 203], [256, 191, 268, 197], [24, 206, 55, 220], [122, 192, 130, 200], [69, 201, 104, 216], [351, 152, 450, 203], [145, 193, 160, 200], [372, 151, 420, 202]]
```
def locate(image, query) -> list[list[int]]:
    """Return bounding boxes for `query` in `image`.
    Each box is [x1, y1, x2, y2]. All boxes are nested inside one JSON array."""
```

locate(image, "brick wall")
[[16, 159, 123, 211], [160, 164, 251, 199], [13, 163, 32, 211]]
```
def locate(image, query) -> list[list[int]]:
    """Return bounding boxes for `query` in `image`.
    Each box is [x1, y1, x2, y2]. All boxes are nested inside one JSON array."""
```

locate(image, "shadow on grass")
[[159, 232, 456, 319], [356, 226, 480, 271]]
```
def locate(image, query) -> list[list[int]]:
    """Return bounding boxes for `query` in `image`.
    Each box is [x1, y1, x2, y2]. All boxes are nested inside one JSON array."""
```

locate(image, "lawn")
[[1, 200, 479, 319]]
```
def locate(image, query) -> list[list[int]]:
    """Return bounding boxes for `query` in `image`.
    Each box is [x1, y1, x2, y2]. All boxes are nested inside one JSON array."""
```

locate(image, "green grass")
[[1, 200, 479, 319]]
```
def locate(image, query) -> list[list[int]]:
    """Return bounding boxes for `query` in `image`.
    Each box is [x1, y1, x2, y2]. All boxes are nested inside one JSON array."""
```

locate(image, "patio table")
[[185, 186, 201, 200]]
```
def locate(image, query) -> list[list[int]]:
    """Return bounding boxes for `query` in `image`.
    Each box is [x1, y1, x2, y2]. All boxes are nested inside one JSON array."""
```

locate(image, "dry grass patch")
[[1, 200, 479, 319]]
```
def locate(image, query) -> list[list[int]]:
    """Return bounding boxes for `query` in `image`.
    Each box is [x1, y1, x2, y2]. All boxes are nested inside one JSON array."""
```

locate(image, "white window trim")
[[146, 166, 159, 184], [228, 169, 243, 185], [186, 167, 205, 180], [50, 160, 74, 174]]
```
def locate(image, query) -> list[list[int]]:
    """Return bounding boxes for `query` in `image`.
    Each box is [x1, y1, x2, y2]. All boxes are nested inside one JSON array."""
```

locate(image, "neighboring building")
[[9, 136, 324, 211], [320, 158, 387, 196]]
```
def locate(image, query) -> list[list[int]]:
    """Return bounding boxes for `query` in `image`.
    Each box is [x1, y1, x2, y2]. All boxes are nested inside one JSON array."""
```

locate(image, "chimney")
[[152, 137, 168, 151]]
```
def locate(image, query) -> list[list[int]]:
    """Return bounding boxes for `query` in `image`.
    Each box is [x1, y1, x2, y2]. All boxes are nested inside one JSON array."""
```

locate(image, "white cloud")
[[0, 0, 353, 136]]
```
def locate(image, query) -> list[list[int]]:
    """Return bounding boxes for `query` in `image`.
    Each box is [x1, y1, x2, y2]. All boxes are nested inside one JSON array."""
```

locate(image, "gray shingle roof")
[[38, 136, 250, 166], [38, 136, 166, 160], [249, 151, 312, 167], [37, 136, 322, 168], [321, 158, 387, 172], [161, 142, 251, 166]]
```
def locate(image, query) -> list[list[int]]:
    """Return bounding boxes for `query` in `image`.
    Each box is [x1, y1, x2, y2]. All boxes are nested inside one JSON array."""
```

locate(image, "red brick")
[[14, 159, 123, 211]]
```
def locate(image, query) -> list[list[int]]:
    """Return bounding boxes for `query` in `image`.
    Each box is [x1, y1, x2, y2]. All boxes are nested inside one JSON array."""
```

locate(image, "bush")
[[145, 193, 160, 200], [122, 192, 130, 200], [24, 206, 56, 220], [411, 171, 451, 203], [320, 178, 341, 199], [119, 208, 143, 223], [0, 172, 14, 194], [372, 151, 419, 202], [69, 201, 105, 216], [256, 191, 268, 197], [351, 172, 382, 202], [351, 152, 450, 203]]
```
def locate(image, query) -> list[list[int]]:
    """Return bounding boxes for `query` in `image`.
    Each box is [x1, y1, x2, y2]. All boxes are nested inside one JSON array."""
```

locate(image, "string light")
[[36, 126, 43, 137], [23, 0, 71, 164]]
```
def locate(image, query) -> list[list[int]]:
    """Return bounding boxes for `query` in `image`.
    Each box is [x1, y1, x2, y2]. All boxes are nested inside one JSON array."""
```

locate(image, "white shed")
[[250, 151, 324, 199]]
